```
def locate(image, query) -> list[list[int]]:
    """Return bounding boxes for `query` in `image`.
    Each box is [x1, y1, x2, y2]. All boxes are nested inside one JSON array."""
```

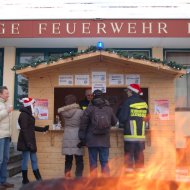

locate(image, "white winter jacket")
[[0, 97, 11, 138]]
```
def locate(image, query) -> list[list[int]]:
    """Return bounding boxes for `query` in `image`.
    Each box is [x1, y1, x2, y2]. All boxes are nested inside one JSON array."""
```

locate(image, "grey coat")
[[58, 103, 84, 155]]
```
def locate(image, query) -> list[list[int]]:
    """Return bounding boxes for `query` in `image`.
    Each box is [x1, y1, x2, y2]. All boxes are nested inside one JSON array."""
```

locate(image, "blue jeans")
[[0, 137, 10, 184], [22, 151, 38, 171], [88, 147, 110, 176]]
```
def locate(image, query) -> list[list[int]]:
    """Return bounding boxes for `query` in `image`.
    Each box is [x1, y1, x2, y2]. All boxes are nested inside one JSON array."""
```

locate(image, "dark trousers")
[[124, 141, 145, 169], [65, 155, 84, 177], [88, 147, 110, 177]]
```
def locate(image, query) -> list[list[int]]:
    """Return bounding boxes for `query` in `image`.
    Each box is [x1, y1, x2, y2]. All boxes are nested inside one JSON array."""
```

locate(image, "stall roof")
[[16, 51, 186, 77]]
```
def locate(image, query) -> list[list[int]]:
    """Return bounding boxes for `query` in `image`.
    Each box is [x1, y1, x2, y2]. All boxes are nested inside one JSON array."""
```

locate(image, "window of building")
[[0, 49, 4, 86], [113, 48, 151, 58], [164, 49, 190, 110], [14, 48, 77, 109]]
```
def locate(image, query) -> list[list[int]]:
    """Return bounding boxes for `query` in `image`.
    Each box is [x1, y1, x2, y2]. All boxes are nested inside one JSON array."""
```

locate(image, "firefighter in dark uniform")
[[79, 89, 93, 110], [117, 84, 150, 172]]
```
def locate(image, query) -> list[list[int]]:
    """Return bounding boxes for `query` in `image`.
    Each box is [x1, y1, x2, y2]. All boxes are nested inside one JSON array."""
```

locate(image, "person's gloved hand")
[[77, 141, 86, 148], [44, 125, 49, 132]]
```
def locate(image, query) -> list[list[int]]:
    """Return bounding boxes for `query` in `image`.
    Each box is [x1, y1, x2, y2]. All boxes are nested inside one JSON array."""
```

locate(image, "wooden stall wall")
[[26, 58, 176, 180]]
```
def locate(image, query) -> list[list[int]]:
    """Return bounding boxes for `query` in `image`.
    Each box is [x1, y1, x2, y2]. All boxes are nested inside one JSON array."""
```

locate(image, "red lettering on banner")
[[128, 23, 136, 33], [0, 19, 189, 38], [110, 22, 124, 33], [188, 23, 190, 34], [52, 23, 60, 34], [11, 23, 20, 34], [0, 24, 5, 34], [82, 23, 90, 34], [0, 23, 20, 35], [142, 22, 152, 34], [39, 23, 47, 34], [97, 22, 106, 34], [158, 22, 167, 34], [66, 23, 76, 34]]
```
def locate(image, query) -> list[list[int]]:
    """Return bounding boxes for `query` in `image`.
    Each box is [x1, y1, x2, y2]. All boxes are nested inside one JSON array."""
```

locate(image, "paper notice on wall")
[[154, 100, 169, 120], [34, 99, 48, 120], [75, 75, 89, 85], [92, 72, 106, 83], [59, 75, 73, 85], [92, 71, 106, 93], [125, 74, 140, 85], [109, 74, 124, 85], [92, 83, 106, 93]]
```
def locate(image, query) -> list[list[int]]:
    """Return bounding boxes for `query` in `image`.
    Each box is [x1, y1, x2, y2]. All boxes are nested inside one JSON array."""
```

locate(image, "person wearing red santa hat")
[[117, 84, 150, 173], [17, 97, 49, 185]]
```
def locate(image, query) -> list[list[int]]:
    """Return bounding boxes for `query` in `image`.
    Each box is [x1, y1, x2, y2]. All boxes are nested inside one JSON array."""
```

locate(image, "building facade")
[[1, 18, 190, 179]]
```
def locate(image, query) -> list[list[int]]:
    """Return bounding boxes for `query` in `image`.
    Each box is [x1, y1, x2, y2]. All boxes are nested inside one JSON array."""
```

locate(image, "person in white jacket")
[[0, 86, 14, 190], [58, 94, 84, 178]]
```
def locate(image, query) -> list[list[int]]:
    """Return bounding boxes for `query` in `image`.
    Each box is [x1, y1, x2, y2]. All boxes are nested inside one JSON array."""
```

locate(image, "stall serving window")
[[0, 49, 4, 86], [14, 48, 77, 109], [54, 87, 148, 123], [164, 49, 190, 110]]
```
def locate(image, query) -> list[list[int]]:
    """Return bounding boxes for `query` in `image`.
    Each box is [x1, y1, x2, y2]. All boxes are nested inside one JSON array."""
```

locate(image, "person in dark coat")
[[17, 97, 49, 184], [79, 90, 117, 177], [117, 84, 150, 172], [79, 89, 93, 110]]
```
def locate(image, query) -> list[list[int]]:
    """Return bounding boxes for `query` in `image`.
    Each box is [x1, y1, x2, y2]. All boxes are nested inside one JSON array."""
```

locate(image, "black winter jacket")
[[117, 94, 149, 142], [17, 107, 46, 152], [79, 98, 90, 110], [79, 98, 117, 147]]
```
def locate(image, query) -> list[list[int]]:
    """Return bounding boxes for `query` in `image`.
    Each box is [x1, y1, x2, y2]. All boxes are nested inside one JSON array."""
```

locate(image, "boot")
[[33, 169, 42, 180], [22, 170, 30, 184], [75, 155, 84, 178], [65, 171, 71, 178]]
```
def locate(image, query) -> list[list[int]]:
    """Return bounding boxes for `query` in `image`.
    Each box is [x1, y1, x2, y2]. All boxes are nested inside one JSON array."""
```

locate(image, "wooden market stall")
[[16, 50, 186, 180]]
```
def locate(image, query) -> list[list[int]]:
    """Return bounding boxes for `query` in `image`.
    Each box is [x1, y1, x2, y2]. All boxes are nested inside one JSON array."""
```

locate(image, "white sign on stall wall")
[[109, 74, 124, 85], [59, 75, 73, 85], [92, 83, 106, 93], [125, 74, 140, 85], [92, 71, 107, 93], [92, 72, 106, 83], [75, 75, 89, 85]]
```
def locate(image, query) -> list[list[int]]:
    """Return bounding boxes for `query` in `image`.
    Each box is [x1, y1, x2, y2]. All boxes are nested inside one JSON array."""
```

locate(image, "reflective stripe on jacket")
[[124, 120, 146, 141], [117, 94, 149, 142]]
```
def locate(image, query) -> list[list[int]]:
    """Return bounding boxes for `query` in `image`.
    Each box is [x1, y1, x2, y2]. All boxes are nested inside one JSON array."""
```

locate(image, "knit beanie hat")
[[93, 89, 103, 99]]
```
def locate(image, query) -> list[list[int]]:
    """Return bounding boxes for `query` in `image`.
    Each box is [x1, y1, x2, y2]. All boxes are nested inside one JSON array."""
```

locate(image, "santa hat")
[[19, 97, 36, 114], [20, 97, 35, 107], [125, 84, 143, 95]]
